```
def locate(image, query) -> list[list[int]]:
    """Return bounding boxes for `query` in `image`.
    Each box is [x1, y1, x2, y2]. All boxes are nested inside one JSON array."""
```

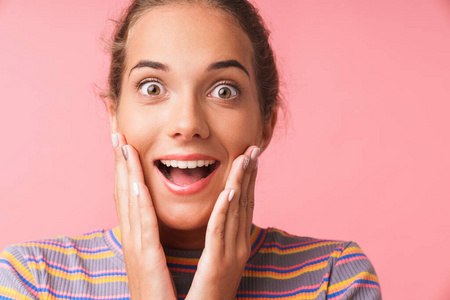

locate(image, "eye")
[[210, 84, 238, 99], [139, 81, 166, 96]]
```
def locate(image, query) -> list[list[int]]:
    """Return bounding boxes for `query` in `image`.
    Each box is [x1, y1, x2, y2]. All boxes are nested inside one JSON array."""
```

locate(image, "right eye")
[[139, 81, 166, 96]]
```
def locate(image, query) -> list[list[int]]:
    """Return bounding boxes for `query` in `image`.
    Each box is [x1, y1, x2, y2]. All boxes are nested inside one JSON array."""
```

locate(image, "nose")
[[165, 92, 210, 141]]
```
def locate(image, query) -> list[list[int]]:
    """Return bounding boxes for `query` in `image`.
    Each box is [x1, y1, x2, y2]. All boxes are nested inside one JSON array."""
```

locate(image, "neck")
[[158, 221, 207, 250]]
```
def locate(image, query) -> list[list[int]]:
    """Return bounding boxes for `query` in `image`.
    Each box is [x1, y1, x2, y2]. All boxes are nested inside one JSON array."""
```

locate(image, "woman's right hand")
[[112, 133, 177, 300]]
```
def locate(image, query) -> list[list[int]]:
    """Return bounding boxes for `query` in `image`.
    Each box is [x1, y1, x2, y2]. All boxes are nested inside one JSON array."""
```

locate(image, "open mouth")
[[156, 159, 220, 187]]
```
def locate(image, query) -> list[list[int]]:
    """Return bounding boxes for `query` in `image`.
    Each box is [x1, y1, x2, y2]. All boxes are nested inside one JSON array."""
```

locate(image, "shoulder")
[[0, 228, 120, 299], [257, 227, 349, 258], [1, 228, 111, 263], [0, 228, 112, 274], [253, 227, 382, 299]]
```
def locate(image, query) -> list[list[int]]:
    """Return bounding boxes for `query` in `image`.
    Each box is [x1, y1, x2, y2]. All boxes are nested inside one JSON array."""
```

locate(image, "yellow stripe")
[[16, 244, 115, 260], [243, 261, 328, 280], [259, 241, 342, 255], [340, 246, 364, 255], [37, 292, 57, 300], [113, 226, 122, 244], [27, 261, 127, 284], [71, 231, 104, 240], [243, 249, 341, 280], [239, 279, 328, 300], [1, 252, 35, 288], [166, 256, 199, 265], [0, 286, 34, 300], [250, 226, 262, 241], [327, 271, 379, 295]]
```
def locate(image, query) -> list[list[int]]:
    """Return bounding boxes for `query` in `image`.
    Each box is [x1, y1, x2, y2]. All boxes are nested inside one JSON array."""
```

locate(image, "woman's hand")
[[113, 131, 259, 299], [112, 133, 177, 300], [186, 146, 260, 300]]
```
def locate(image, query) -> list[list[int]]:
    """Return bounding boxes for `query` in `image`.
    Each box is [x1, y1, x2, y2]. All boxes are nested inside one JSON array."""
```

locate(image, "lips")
[[154, 154, 220, 195]]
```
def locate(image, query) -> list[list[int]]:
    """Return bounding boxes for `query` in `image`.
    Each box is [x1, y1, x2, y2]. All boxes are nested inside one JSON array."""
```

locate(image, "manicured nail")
[[133, 182, 139, 196], [228, 189, 235, 202], [243, 156, 250, 171], [251, 148, 260, 161], [122, 146, 128, 161], [254, 158, 259, 170], [111, 133, 119, 149]]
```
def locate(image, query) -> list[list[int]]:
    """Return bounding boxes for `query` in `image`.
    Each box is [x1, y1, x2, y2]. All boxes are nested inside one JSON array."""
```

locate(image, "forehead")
[[125, 3, 254, 75]]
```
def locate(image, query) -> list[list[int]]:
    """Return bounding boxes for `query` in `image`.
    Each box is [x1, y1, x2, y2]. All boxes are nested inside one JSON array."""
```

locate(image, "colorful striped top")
[[0, 225, 381, 299]]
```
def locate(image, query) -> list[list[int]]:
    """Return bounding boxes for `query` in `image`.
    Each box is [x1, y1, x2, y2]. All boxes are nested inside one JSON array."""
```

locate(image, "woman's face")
[[108, 4, 274, 231]]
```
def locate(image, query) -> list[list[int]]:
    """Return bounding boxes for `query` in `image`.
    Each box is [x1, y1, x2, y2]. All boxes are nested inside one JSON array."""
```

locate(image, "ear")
[[105, 98, 119, 133], [259, 108, 278, 153]]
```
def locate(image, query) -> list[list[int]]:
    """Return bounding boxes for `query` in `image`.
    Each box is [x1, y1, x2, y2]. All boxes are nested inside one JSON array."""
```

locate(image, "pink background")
[[1, 0, 449, 298]]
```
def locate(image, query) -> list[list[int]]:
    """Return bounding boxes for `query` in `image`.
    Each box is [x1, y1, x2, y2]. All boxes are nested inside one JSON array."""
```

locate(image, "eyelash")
[[135, 78, 244, 98], [136, 78, 165, 93], [211, 80, 243, 97]]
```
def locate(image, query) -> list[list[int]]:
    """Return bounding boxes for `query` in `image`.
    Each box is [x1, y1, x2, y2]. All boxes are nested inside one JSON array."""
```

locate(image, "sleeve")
[[0, 245, 39, 300], [326, 241, 382, 300]]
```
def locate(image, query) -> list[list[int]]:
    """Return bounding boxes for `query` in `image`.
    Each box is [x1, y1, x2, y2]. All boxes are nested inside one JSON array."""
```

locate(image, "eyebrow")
[[129, 61, 169, 76], [129, 59, 250, 77], [207, 60, 250, 77]]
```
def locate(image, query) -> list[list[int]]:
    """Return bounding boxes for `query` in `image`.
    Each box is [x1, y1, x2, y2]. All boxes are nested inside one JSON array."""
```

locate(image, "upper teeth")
[[160, 160, 216, 169]]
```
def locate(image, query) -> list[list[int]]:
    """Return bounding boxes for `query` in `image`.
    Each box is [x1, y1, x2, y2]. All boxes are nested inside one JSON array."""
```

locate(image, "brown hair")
[[106, 0, 281, 123]]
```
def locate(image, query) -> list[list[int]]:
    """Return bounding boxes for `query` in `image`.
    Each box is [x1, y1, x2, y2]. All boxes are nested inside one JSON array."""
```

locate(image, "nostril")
[[167, 107, 210, 140], [173, 131, 206, 141]]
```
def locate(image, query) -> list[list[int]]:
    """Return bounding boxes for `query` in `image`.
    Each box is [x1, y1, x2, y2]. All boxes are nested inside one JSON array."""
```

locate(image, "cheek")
[[117, 107, 160, 153], [213, 109, 262, 156]]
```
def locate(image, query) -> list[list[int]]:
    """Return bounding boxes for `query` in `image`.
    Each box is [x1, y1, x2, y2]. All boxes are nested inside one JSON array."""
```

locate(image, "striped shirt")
[[0, 225, 381, 299]]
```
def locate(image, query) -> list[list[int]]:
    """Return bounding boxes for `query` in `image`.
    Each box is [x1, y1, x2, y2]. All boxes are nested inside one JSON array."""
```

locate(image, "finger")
[[204, 189, 233, 255], [134, 182, 160, 249], [122, 144, 146, 240], [245, 164, 258, 241], [123, 145, 160, 249], [237, 147, 260, 249], [223, 155, 249, 252], [112, 133, 130, 233]]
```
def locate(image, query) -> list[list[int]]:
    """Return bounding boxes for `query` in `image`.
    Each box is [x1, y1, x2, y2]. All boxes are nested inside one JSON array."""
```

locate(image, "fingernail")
[[251, 148, 260, 161], [243, 156, 250, 171], [254, 158, 259, 170], [111, 133, 119, 149], [228, 189, 235, 202], [133, 182, 139, 196], [122, 146, 128, 161]]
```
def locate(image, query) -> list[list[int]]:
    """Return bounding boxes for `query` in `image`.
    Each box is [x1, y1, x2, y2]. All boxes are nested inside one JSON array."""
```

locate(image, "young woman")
[[0, 0, 381, 299]]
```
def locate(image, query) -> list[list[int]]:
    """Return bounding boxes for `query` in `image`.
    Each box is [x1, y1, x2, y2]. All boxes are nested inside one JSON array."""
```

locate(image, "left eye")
[[210, 84, 238, 99], [139, 81, 166, 96]]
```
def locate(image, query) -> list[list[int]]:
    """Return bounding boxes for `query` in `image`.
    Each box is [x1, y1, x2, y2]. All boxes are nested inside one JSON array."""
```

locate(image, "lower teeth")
[[160, 165, 214, 183]]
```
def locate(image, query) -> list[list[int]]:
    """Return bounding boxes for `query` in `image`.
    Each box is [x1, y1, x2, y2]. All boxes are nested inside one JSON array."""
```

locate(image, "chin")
[[155, 202, 213, 231]]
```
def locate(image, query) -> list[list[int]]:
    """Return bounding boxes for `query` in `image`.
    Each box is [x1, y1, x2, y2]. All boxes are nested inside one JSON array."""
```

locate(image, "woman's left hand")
[[186, 146, 260, 300]]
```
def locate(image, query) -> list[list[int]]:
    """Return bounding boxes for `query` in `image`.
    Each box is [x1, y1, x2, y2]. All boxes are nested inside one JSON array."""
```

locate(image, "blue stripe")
[[0, 296, 16, 300], [244, 256, 329, 274], [236, 276, 329, 298], [22, 241, 109, 254], [0, 259, 38, 293], [24, 257, 127, 277], [338, 253, 367, 260], [167, 263, 197, 270], [110, 230, 123, 250], [82, 230, 104, 236], [327, 279, 380, 298], [36, 287, 131, 300], [1, 257, 130, 300], [251, 228, 265, 253], [261, 239, 331, 250]]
